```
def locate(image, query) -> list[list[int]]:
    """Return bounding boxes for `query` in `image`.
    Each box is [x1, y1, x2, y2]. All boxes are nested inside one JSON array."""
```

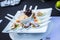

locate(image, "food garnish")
[[11, 23, 19, 29]]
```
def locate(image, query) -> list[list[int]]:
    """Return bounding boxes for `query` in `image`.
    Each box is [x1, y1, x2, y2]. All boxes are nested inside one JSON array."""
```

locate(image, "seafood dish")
[[2, 8, 52, 33], [11, 9, 44, 30]]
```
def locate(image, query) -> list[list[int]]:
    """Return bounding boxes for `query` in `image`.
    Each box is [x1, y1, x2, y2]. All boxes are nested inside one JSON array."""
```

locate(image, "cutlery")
[[40, 21, 51, 27], [34, 6, 38, 16], [39, 15, 50, 19], [7, 14, 14, 18], [34, 6, 38, 10], [5, 13, 14, 21], [41, 17, 52, 23], [29, 5, 32, 10], [23, 5, 27, 11], [5, 16, 12, 21]]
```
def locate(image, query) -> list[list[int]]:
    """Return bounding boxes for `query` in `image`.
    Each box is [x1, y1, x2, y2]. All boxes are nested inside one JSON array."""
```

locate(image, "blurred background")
[[0, 0, 60, 40]]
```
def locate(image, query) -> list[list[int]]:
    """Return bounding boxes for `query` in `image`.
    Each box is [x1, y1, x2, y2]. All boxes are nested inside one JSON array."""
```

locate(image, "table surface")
[[0, 0, 60, 40], [9, 17, 60, 40], [0, 17, 60, 40]]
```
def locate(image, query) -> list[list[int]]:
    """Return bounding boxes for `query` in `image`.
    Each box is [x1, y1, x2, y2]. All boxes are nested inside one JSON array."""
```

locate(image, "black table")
[[0, 0, 60, 40]]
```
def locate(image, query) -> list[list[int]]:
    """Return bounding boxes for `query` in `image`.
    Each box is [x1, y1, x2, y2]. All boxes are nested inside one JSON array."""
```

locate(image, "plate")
[[2, 8, 52, 33]]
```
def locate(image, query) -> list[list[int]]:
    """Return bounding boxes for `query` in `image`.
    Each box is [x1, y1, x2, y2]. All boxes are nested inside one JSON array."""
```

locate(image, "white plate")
[[9, 17, 60, 40], [2, 8, 52, 33]]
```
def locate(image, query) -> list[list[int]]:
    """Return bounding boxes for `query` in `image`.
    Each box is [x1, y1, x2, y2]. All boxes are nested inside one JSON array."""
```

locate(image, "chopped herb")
[[15, 24, 19, 27]]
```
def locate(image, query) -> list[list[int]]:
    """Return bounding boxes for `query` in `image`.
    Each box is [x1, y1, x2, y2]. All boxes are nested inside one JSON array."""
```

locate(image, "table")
[[9, 17, 60, 40]]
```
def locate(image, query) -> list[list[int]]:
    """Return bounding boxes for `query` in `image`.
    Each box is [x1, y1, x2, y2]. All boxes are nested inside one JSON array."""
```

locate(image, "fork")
[[5, 14, 14, 21]]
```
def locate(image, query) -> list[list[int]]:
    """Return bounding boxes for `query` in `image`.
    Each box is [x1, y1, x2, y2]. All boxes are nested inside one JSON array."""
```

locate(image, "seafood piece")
[[37, 12, 43, 16], [11, 20, 22, 29], [30, 22, 40, 28], [18, 14, 28, 21], [11, 23, 20, 29]]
